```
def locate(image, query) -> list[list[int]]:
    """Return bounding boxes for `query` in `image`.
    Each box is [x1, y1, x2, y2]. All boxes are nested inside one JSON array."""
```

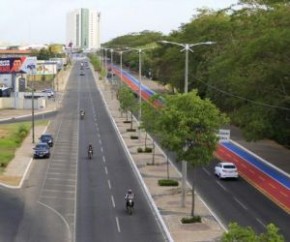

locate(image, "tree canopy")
[[103, 2, 290, 147]]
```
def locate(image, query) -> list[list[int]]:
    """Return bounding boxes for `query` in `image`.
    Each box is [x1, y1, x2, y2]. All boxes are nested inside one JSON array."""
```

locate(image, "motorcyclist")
[[125, 189, 135, 208], [80, 110, 85, 119], [88, 144, 93, 154]]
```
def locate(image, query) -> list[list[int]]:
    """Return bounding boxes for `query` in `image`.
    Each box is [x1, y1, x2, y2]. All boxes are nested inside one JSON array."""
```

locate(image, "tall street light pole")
[[160, 40, 215, 208], [100, 47, 108, 78], [27, 64, 36, 143], [116, 49, 133, 85], [138, 49, 142, 122], [127, 47, 152, 121], [160, 40, 215, 93], [125, 47, 153, 140], [110, 48, 114, 76]]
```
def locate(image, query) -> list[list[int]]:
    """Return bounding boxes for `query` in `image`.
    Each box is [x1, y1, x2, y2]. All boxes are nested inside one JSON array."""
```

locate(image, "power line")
[[198, 79, 290, 111]]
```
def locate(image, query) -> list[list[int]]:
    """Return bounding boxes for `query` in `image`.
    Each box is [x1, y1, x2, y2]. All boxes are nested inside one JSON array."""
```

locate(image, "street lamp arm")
[[189, 41, 216, 48], [159, 40, 185, 48]]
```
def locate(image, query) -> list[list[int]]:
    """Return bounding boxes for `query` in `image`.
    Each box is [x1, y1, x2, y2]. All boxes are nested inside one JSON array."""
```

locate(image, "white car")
[[41, 89, 55, 98], [214, 162, 239, 179]]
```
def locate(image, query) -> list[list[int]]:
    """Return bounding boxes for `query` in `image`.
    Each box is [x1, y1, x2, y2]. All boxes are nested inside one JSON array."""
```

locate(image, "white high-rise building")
[[66, 8, 101, 50]]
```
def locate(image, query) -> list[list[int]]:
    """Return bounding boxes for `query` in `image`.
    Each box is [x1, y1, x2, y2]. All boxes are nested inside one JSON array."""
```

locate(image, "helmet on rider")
[[128, 189, 132, 194]]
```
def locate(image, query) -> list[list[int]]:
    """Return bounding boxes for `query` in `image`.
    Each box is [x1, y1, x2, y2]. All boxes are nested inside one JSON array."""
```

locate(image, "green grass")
[[0, 121, 48, 172]]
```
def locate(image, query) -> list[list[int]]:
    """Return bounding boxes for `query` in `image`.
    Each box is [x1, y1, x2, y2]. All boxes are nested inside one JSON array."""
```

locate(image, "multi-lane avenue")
[[0, 60, 289, 241], [0, 62, 166, 242]]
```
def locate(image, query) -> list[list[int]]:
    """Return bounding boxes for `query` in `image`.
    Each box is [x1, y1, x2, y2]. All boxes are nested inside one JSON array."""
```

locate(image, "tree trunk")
[[191, 166, 196, 217], [126, 110, 129, 121], [130, 112, 133, 129], [152, 140, 155, 165], [144, 132, 148, 149], [166, 155, 170, 180]]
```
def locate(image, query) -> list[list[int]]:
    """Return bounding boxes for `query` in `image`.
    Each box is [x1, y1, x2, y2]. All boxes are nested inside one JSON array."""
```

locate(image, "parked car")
[[39, 134, 54, 147], [214, 162, 239, 179], [33, 142, 50, 159], [41, 89, 55, 98]]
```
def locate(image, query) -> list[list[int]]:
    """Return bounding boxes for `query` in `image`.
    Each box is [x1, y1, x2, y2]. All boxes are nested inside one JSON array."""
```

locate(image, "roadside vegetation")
[[0, 122, 30, 171], [101, 0, 290, 148], [0, 121, 48, 172], [95, 0, 288, 234], [221, 222, 284, 242]]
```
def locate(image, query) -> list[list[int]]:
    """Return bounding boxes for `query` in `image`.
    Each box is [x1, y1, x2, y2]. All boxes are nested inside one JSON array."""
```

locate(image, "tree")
[[117, 86, 138, 128], [141, 95, 164, 165], [156, 90, 229, 216], [221, 222, 285, 242]]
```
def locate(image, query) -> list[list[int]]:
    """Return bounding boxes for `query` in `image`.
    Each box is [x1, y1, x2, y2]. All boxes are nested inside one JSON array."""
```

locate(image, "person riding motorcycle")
[[80, 110, 85, 119], [125, 189, 135, 208], [88, 144, 93, 157]]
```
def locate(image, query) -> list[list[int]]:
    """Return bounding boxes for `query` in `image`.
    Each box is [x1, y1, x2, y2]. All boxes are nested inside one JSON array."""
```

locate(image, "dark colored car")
[[33, 142, 51, 159], [39, 134, 54, 147]]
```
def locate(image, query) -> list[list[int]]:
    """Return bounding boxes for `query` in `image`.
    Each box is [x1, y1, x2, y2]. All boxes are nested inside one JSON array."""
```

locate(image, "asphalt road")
[[75, 62, 165, 242], [0, 63, 165, 242], [170, 154, 290, 240], [1, 61, 288, 241]]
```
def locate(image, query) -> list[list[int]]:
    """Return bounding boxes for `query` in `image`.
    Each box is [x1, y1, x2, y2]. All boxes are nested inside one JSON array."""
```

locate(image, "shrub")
[[137, 147, 143, 153], [181, 216, 201, 224], [127, 128, 136, 132], [158, 179, 179, 186], [123, 120, 131, 123], [14, 124, 29, 144], [144, 147, 152, 153], [130, 135, 138, 140]]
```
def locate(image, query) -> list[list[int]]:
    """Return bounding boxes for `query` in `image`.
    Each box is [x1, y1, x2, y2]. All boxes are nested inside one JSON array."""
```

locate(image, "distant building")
[[66, 8, 101, 50]]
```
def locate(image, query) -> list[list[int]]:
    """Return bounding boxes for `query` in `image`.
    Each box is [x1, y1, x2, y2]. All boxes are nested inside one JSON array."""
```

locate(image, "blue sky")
[[1, 0, 238, 45]]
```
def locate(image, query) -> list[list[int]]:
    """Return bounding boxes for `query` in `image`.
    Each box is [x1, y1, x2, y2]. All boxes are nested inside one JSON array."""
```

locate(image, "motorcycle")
[[80, 111, 85, 120], [126, 198, 134, 215], [88, 149, 93, 159]]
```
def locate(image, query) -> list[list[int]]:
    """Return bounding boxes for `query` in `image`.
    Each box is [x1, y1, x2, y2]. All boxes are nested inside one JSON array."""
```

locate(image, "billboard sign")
[[0, 57, 37, 74], [36, 61, 57, 75]]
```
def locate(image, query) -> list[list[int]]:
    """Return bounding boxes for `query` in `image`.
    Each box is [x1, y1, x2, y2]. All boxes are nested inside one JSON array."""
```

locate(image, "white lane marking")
[[105, 167, 108, 175], [38, 201, 72, 241], [115, 217, 121, 233], [202, 167, 211, 176], [256, 218, 266, 228], [99, 139, 102, 145], [44, 183, 75, 188], [100, 147, 104, 153], [102, 156, 106, 163], [234, 197, 248, 210], [111, 195, 115, 208], [40, 195, 74, 200], [98, 133, 101, 139], [46, 177, 76, 182], [108, 180, 111, 189], [216, 181, 227, 191], [47, 171, 76, 177], [42, 189, 75, 194]]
